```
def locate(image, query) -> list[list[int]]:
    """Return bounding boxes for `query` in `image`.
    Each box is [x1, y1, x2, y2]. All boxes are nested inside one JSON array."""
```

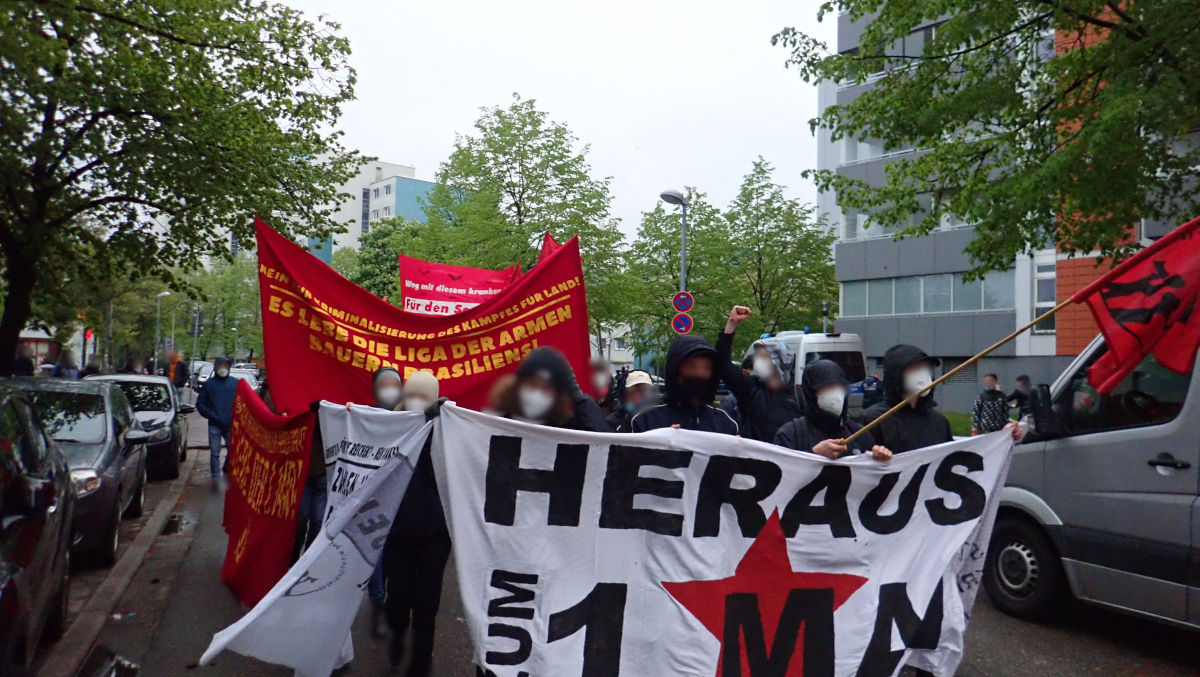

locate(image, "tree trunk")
[[0, 255, 37, 377]]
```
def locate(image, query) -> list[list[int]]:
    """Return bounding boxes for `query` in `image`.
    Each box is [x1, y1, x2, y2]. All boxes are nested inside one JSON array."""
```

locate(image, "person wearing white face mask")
[[383, 371, 451, 674], [195, 356, 239, 492], [497, 347, 609, 431], [859, 345, 953, 455], [714, 306, 803, 442], [774, 360, 892, 461]]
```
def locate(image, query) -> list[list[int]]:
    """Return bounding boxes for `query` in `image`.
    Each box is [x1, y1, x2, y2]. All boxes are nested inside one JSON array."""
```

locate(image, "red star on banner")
[[663, 511, 867, 677]]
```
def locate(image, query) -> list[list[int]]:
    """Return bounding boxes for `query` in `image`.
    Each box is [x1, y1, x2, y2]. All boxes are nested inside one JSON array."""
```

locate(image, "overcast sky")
[[285, 0, 836, 239]]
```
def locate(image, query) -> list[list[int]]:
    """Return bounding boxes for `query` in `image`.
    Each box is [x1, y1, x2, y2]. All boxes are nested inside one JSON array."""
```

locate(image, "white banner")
[[432, 405, 1012, 677], [200, 413, 431, 677], [318, 403, 429, 516]]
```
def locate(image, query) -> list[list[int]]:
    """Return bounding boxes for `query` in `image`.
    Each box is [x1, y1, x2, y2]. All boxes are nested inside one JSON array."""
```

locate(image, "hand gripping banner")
[[431, 405, 1012, 677], [255, 217, 591, 415]]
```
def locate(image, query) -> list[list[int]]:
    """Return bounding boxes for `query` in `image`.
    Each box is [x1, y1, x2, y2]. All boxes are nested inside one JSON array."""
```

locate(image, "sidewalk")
[[86, 411, 475, 676]]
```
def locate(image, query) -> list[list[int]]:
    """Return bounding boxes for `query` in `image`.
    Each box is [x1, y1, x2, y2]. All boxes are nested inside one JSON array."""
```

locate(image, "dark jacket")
[[972, 388, 1010, 433], [11, 357, 35, 377], [391, 436, 446, 541], [717, 392, 742, 432], [860, 345, 953, 453], [1007, 388, 1031, 417], [861, 374, 884, 408], [774, 360, 877, 455], [162, 359, 189, 389], [196, 360, 239, 430], [51, 363, 79, 379], [715, 332, 802, 443], [511, 347, 609, 433], [630, 336, 739, 435]]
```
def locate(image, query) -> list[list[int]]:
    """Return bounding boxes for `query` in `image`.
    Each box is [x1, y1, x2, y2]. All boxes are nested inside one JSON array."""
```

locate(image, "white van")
[[985, 333, 1199, 629], [748, 332, 868, 414]]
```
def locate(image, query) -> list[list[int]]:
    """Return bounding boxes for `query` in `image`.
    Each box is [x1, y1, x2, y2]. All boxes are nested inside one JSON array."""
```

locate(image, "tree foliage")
[[0, 0, 360, 372], [627, 162, 837, 359], [774, 0, 1200, 274]]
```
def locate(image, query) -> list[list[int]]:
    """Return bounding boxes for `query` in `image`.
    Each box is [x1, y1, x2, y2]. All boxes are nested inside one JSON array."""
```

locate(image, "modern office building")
[[818, 15, 1150, 412], [307, 160, 435, 264]]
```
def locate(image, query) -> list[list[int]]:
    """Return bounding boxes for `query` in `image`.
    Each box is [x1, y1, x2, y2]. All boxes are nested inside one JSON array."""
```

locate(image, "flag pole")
[[844, 297, 1075, 445]]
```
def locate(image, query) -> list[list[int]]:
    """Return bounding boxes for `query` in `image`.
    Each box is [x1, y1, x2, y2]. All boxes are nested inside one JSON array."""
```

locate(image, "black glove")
[[309, 400, 322, 413], [424, 397, 449, 422]]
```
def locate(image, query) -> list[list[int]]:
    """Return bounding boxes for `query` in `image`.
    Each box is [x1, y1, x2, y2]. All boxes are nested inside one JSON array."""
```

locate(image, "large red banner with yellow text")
[[398, 254, 521, 316], [220, 379, 315, 607], [256, 217, 591, 413]]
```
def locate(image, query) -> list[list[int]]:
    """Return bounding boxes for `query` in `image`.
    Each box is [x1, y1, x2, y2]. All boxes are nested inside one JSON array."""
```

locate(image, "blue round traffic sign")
[[672, 312, 693, 334], [672, 291, 694, 313]]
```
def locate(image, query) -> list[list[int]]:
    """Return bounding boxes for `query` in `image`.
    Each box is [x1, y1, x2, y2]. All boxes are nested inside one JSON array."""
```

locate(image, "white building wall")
[[330, 161, 416, 251]]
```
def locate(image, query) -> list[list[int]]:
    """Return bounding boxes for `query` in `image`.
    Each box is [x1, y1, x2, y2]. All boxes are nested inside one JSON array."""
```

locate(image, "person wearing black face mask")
[[630, 336, 739, 434], [774, 360, 892, 461]]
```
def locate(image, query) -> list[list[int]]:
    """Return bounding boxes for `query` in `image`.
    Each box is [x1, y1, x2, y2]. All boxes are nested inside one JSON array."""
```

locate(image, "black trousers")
[[384, 530, 452, 676]]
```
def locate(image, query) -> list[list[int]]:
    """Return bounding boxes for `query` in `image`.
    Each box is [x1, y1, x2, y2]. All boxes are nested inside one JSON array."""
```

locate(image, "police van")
[[986, 333, 1200, 629], [748, 331, 868, 415]]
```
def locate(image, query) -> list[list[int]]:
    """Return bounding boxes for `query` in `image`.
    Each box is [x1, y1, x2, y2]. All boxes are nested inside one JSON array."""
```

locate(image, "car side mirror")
[[178, 404, 195, 414], [1029, 384, 1065, 438], [124, 429, 150, 444]]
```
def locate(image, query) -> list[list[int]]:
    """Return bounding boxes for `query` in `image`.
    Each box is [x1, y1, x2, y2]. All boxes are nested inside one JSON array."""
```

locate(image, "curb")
[[37, 451, 201, 677]]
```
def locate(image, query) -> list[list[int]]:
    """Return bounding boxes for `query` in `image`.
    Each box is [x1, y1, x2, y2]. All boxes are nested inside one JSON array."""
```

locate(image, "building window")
[[371, 209, 379, 221], [1034, 262, 1057, 333], [384, 184, 391, 196], [840, 271, 1014, 318], [361, 188, 370, 234], [842, 281, 867, 317], [373, 188, 379, 199], [383, 206, 391, 217], [614, 338, 627, 351]]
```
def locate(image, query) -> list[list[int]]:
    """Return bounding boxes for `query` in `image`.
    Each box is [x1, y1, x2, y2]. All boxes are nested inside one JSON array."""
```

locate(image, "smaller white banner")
[[403, 296, 482, 316], [201, 415, 430, 677], [318, 403, 428, 515]]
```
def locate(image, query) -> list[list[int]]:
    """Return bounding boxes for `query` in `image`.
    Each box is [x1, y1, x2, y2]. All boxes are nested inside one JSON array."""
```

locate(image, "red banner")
[[398, 254, 521, 316], [220, 379, 315, 607], [256, 217, 592, 413], [1072, 215, 1200, 392], [537, 232, 562, 264]]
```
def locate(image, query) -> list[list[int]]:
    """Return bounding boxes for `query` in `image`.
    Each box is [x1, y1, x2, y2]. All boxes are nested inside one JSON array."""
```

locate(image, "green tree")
[[724, 159, 837, 342], [350, 218, 425, 301], [0, 0, 361, 373], [774, 1, 1200, 274], [330, 246, 361, 282], [422, 95, 628, 340]]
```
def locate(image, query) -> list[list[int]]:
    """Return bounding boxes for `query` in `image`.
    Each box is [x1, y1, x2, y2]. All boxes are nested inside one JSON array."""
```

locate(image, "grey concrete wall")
[[835, 311, 1017, 358], [835, 227, 976, 281]]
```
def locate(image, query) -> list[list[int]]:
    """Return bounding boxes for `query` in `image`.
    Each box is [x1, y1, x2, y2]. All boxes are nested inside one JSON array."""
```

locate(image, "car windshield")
[[118, 383, 172, 412], [231, 372, 258, 388], [805, 351, 867, 383], [27, 391, 107, 444]]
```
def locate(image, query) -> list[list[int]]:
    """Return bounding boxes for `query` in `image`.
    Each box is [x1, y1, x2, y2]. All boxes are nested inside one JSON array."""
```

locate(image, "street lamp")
[[660, 189, 689, 293], [230, 327, 239, 361], [154, 291, 171, 374]]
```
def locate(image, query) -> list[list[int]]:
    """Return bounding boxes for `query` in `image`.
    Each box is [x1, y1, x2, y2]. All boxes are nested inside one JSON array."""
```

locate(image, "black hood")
[[754, 341, 796, 388], [515, 346, 574, 395], [881, 344, 941, 406], [663, 335, 720, 407], [801, 360, 850, 430]]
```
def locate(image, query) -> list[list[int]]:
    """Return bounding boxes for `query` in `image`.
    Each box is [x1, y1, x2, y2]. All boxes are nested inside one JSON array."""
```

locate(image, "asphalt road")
[[45, 411, 1200, 676]]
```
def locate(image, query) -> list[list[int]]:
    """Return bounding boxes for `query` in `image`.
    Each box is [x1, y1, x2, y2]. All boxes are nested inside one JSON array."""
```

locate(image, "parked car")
[[0, 381, 73, 675], [228, 371, 259, 390], [986, 333, 1200, 629], [190, 361, 213, 389], [17, 379, 149, 567], [85, 375, 193, 480]]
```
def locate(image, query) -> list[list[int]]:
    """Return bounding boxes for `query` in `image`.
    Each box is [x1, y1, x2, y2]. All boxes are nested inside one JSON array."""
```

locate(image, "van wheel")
[[984, 517, 1065, 620]]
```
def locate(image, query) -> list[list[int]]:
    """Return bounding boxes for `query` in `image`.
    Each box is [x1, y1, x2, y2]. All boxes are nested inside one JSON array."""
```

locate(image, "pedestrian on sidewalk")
[[971, 373, 1010, 435], [195, 356, 237, 492], [1007, 374, 1033, 418], [51, 349, 80, 378], [11, 343, 36, 376], [161, 348, 189, 390], [385, 371, 449, 675]]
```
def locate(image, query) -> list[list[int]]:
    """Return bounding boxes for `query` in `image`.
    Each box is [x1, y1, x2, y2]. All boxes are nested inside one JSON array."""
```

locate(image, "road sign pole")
[[680, 203, 688, 293]]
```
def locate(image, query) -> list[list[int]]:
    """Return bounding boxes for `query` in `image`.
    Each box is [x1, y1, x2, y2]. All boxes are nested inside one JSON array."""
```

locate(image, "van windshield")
[[805, 352, 866, 382]]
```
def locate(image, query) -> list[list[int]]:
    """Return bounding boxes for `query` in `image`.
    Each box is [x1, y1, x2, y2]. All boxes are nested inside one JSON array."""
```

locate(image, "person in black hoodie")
[[715, 306, 802, 443], [630, 335, 739, 434], [774, 360, 892, 461], [493, 347, 609, 432], [860, 345, 953, 453], [384, 371, 449, 675]]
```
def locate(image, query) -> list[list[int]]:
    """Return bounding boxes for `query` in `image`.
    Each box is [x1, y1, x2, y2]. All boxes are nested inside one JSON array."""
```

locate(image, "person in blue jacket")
[[195, 356, 238, 492]]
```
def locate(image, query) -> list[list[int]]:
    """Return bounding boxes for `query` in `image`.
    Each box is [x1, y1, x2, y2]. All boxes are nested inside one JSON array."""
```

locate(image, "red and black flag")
[[1071, 215, 1200, 393]]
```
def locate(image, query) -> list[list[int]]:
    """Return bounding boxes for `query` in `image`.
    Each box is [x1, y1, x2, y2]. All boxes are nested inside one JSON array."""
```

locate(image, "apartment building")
[[307, 160, 434, 263]]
